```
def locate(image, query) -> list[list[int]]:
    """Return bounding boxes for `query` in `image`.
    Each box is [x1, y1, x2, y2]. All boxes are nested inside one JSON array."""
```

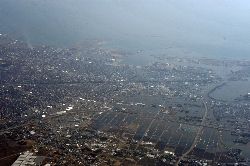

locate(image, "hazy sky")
[[0, 0, 250, 59]]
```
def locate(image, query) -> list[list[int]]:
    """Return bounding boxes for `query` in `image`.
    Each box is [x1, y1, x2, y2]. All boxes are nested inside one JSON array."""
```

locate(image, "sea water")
[[0, 0, 250, 61]]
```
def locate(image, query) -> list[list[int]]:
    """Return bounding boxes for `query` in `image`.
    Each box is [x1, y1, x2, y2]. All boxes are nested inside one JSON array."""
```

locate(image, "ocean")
[[0, 0, 250, 61]]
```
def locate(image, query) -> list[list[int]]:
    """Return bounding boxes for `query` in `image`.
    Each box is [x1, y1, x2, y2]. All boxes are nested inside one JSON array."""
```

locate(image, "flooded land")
[[1, 34, 250, 165]]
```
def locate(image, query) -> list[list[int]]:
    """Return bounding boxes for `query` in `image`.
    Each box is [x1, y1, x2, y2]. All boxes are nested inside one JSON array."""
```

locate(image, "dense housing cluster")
[[1, 34, 250, 165]]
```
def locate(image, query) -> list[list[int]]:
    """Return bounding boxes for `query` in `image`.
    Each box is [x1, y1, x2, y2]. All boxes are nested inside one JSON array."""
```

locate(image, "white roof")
[[11, 164, 20, 166], [57, 111, 66, 115], [19, 154, 28, 158]]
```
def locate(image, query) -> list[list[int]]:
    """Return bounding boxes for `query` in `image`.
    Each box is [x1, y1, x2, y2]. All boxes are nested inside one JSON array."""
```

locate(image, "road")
[[175, 99, 208, 166], [134, 110, 161, 151]]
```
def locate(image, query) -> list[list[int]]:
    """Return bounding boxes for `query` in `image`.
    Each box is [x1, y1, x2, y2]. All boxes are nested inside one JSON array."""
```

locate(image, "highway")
[[175, 99, 208, 166]]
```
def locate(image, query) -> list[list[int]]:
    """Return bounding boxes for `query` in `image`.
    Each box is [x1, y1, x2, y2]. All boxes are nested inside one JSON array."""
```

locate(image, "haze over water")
[[1, 0, 250, 60]]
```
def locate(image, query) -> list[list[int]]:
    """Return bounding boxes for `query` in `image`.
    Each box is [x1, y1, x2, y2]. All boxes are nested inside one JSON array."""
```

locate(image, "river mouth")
[[208, 80, 250, 102]]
